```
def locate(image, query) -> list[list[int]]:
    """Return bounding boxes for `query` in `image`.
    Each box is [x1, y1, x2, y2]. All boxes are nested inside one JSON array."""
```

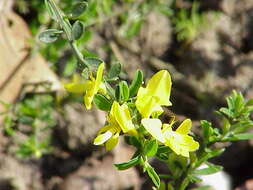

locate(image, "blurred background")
[[0, 0, 253, 189]]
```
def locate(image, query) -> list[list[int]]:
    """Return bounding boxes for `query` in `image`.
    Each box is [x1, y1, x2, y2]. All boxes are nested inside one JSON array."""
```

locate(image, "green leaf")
[[93, 94, 112, 111], [246, 99, 253, 106], [188, 175, 202, 183], [219, 108, 233, 118], [119, 81, 129, 102], [115, 85, 121, 102], [200, 120, 213, 141], [156, 146, 171, 161], [84, 57, 104, 71], [124, 16, 143, 38], [146, 164, 160, 188], [232, 121, 253, 134], [72, 21, 84, 40], [193, 162, 223, 175], [114, 156, 140, 170], [143, 139, 158, 157], [44, 0, 57, 21], [225, 133, 253, 141], [71, 2, 88, 18], [104, 82, 115, 99], [107, 63, 121, 80], [39, 29, 63, 43], [129, 70, 143, 97], [124, 136, 141, 148]]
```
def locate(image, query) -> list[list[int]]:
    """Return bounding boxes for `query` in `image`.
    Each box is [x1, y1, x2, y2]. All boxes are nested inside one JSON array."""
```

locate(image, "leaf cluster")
[[2, 94, 56, 158]]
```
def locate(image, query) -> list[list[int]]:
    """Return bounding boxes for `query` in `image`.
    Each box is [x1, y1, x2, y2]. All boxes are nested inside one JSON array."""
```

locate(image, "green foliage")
[[39, 29, 63, 43], [105, 63, 122, 81], [114, 155, 140, 170], [145, 162, 161, 188], [143, 139, 158, 157], [129, 70, 143, 98], [2, 94, 56, 158], [72, 21, 84, 40], [16, 0, 172, 77], [93, 94, 112, 111], [173, 2, 219, 43]]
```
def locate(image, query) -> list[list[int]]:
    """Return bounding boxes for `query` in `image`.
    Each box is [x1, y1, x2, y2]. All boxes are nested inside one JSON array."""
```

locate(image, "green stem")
[[48, 0, 88, 68]]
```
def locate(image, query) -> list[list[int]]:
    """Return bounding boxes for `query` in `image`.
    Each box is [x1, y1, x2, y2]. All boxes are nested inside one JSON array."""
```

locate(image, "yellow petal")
[[111, 102, 136, 134], [64, 82, 90, 93], [146, 70, 172, 106], [94, 131, 113, 145], [163, 130, 199, 157], [176, 119, 192, 135], [141, 118, 165, 143], [183, 135, 199, 151], [94, 63, 105, 92], [105, 133, 119, 150], [136, 95, 160, 118], [84, 63, 105, 110]]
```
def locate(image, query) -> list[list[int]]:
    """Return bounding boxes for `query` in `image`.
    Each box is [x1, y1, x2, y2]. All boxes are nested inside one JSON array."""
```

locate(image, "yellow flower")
[[141, 118, 199, 157], [163, 119, 199, 157], [64, 63, 105, 109], [141, 118, 165, 143], [94, 101, 137, 150], [136, 70, 172, 118]]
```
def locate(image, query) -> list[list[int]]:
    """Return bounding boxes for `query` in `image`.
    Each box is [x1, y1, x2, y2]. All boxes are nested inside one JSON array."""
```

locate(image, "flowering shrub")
[[39, 0, 253, 189]]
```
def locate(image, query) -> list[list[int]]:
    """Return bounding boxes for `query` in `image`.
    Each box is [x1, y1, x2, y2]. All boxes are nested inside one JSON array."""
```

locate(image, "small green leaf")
[[231, 121, 253, 134], [188, 175, 202, 183], [119, 81, 129, 102], [219, 108, 233, 118], [193, 162, 223, 175], [246, 99, 253, 106], [114, 156, 140, 170], [146, 164, 160, 188], [72, 21, 84, 40], [93, 94, 112, 111], [71, 2, 88, 18], [104, 82, 115, 99], [84, 57, 104, 71], [143, 139, 158, 157], [107, 63, 121, 80], [225, 133, 253, 141], [115, 85, 121, 102], [200, 120, 213, 141], [129, 70, 143, 97], [124, 136, 141, 148], [39, 29, 63, 43]]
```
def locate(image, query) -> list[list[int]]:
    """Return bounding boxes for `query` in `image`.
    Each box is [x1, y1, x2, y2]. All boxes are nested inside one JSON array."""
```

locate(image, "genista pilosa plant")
[[39, 0, 253, 189]]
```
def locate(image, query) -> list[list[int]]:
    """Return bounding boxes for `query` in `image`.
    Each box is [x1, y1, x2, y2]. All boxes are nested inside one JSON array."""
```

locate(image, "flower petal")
[[64, 82, 90, 93], [146, 70, 172, 106], [136, 95, 160, 118], [84, 63, 105, 110], [105, 133, 119, 150], [93, 130, 112, 145], [163, 130, 199, 157], [176, 119, 192, 135], [94, 63, 105, 92], [111, 102, 137, 135], [141, 118, 165, 143]]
